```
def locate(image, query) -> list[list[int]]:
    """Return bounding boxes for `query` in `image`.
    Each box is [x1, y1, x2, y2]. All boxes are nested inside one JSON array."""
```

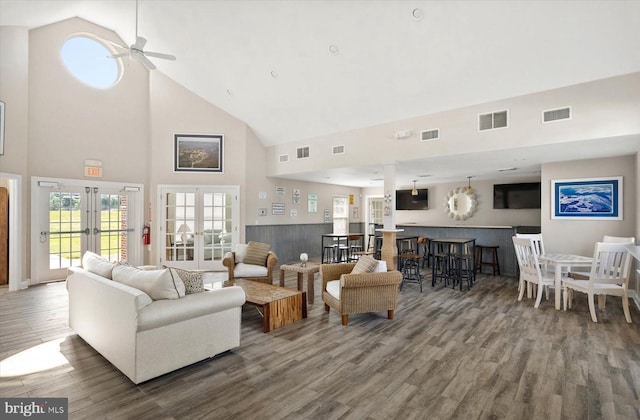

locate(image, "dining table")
[[321, 233, 365, 263], [538, 253, 593, 310]]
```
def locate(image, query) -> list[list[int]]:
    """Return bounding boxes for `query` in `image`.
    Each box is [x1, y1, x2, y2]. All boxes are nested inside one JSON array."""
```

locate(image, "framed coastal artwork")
[[174, 134, 223, 172], [551, 177, 622, 220]]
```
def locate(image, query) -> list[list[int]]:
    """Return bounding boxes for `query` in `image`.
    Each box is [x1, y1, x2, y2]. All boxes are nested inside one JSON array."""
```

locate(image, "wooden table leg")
[[307, 272, 314, 304], [297, 272, 303, 291], [279, 269, 285, 287]]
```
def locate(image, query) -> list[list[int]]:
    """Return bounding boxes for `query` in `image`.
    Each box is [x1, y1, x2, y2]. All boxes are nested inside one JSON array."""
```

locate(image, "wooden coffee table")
[[225, 278, 307, 333]]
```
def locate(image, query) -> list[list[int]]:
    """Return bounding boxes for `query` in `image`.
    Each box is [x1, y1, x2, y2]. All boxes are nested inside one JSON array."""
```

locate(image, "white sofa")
[[66, 257, 246, 384]]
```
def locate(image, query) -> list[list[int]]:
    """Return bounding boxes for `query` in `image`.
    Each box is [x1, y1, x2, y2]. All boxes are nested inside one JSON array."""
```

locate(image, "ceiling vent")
[[420, 129, 440, 141], [478, 110, 508, 131], [542, 106, 571, 123], [332, 145, 345, 155], [296, 146, 310, 159], [279, 154, 289, 163]]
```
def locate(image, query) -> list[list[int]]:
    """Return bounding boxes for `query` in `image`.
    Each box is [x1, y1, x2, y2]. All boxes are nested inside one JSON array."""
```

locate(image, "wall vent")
[[332, 145, 345, 155], [478, 110, 508, 131], [542, 106, 571, 123], [279, 154, 289, 163], [296, 146, 310, 159], [420, 129, 440, 141]]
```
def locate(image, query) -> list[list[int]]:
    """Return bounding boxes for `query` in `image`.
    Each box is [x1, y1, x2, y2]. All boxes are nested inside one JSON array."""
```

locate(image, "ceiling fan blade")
[[144, 51, 176, 61], [140, 54, 157, 70], [108, 52, 129, 59], [133, 36, 147, 51]]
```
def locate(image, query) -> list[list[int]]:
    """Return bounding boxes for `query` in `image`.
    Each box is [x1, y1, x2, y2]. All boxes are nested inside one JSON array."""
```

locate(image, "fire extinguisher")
[[142, 224, 151, 246]]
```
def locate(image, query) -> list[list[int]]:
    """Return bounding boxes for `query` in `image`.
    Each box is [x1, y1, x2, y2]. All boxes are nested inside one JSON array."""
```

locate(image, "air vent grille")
[[542, 106, 571, 123], [296, 146, 310, 159], [279, 154, 289, 163], [420, 129, 439, 141], [332, 145, 345, 155], [479, 110, 508, 131]]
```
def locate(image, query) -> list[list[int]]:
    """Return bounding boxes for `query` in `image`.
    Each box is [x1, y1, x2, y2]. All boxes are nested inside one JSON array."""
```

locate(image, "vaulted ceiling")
[[2, 0, 639, 187]]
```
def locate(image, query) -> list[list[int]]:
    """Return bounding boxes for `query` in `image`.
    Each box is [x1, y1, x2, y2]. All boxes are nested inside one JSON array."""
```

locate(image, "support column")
[[378, 163, 402, 271]]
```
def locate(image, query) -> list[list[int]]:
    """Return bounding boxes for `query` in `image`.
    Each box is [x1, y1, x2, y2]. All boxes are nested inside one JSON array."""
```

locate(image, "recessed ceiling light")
[[226, 89, 234, 96], [328, 44, 339, 55], [412, 8, 424, 21], [497, 167, 517, 172], [270, 70, 279, 79]]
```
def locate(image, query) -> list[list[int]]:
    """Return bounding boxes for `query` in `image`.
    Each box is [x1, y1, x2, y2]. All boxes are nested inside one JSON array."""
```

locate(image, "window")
[[61, 36, 120, 88], [333, 196, 348, 234]]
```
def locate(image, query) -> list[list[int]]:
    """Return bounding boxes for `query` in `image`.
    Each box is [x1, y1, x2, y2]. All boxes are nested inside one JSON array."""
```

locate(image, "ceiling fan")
[[107, 0, 175, 70]]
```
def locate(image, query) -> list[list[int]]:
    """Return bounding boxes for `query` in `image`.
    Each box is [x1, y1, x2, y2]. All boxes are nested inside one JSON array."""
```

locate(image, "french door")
[[32, 177, 143, 283], [158, 186, 239, 270]]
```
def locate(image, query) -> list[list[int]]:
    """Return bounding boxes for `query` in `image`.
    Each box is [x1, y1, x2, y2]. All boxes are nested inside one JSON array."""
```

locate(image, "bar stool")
[[475, 245, 501, 276], [399, 252, 423, 292], [323, 244, 337, 263], [418, 237, 431, 268]]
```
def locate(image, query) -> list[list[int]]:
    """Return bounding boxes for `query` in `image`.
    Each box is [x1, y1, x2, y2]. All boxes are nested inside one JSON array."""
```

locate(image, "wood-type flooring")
[[1, 269, 640, 419]]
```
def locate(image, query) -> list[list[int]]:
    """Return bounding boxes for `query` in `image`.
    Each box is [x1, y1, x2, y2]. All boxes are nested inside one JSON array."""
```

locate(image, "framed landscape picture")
[[174, 134, 223, 172], [551, 177, 622, 220]]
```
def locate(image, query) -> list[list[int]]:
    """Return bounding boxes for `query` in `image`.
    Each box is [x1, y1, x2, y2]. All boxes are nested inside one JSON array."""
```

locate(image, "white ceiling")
[[2, 0, 640, 187]]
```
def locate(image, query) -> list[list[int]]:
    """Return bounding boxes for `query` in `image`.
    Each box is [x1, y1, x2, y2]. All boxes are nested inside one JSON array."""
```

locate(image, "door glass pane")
[[203, 192, 233, 261], [165, 192, 195, 262], [49, 192, 83, 269], [99, 193, 128, 263]]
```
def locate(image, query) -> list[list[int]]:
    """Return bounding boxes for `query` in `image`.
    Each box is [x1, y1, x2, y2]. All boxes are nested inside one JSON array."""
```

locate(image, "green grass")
[[49, 210, 126, 260]]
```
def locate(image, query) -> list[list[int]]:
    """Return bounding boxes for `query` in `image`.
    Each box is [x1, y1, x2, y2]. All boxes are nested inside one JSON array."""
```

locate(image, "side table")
[[279, 262, 320, 303]]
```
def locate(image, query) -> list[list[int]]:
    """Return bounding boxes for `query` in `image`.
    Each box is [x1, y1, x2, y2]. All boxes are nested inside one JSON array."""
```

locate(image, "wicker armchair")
[[321, 263, 402, 325], [222, 250, 278, 284]]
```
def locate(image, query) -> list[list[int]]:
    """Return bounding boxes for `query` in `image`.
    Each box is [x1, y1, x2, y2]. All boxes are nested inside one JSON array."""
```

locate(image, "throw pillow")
[[82, 251, 116, 279], [112, 265, 186, 300], [351, 255, 378, 274], [374, 260, 388, 272], [163, 266, 205, 294], [244, 241, 270, 266], [235, 244, 248, 263]]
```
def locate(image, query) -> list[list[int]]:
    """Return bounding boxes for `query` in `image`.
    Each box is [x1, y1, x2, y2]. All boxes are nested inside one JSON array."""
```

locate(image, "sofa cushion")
[[137, 287, 247, 331], [82, 251, 116, 279], [326, 279, 341, 300], [113, 265, 186, 300], [235, 244, 248, 263], [234, 263, 268, 278], [351, 255, 378, 274], [164, 266, 205, 294], [244, 241, 270, 266]]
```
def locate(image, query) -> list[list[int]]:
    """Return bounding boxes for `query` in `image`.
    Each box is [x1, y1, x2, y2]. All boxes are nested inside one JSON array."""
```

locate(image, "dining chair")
[[512, 237, 555, 308], [562, 242, 633, 323], [603, 235, 635, 244], [515, 233, 553, 297]]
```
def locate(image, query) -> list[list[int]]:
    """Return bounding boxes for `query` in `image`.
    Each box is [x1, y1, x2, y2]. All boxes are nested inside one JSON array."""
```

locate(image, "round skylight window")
[[61, 36, 120, 88]]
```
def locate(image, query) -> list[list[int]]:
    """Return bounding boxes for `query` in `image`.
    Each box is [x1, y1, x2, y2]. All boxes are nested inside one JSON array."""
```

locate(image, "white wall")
[[266, 72, 640, 179], [541, 155, 636, 256], [363, 177, 541, 227]]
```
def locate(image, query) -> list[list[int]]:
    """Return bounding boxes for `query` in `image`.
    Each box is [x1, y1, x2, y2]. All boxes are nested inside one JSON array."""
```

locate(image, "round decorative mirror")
[[443, 187, 477, 220]]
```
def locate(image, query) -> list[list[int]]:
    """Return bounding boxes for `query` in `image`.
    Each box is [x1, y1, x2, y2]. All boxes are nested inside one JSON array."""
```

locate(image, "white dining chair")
[[515, 233, 554, 297], [512, 237, 555, 308], [562, 242, 633, 323], [603, 235, 635, 244]]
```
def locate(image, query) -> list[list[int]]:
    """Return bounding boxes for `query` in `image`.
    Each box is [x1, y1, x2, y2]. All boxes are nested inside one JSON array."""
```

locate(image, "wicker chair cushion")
[[351, 255, 378, 274], [244, 241, 271, 266], [326, 279, 341, 300]]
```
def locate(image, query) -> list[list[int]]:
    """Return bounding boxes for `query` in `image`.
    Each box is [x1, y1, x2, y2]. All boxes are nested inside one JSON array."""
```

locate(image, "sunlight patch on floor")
[[0, 338, 69, 377]]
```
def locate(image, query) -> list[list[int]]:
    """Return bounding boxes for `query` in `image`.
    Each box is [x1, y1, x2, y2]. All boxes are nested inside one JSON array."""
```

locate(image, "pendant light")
[[411, 180, 418, 196], [466, 176, 473, 193]]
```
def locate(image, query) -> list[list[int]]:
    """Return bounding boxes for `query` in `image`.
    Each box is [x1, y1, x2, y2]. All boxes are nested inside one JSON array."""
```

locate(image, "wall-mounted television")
[[396, 189, 428, 210], [493, 182, 541, 209]]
